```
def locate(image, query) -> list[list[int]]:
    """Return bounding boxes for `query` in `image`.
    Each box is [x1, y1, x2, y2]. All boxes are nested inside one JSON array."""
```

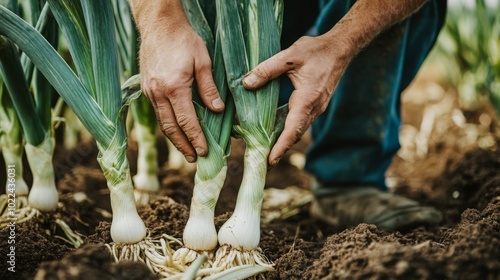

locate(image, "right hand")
[[138, 21, 224, 163]]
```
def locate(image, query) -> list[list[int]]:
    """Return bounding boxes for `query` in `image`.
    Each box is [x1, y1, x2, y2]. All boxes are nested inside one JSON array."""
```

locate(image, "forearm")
[[129, 0, 188, 34], [323, 0, 429, 60]]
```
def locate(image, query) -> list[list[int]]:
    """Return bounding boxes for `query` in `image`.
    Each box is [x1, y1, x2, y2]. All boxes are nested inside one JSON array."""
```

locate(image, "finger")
[[195, 54, 225, 112], [154, 95, 198, 162], [242, 49, 296, 90], [167, 87, 208, 157], [268, 105, 311, 167], [146, 83, 198, 162]]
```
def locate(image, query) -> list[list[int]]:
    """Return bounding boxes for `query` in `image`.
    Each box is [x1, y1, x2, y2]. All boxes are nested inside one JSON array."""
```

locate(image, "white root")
[[54, 219, 84, 248], [0, 197, 36, 228], [213, 245, 274, 271], [0, 204, 83, 248], [106, 235, 190, 277], [106, 235, 274, 279]]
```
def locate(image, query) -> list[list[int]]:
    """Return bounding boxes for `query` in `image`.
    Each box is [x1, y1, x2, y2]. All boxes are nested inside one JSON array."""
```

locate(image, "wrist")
[[130, 0, 189, 35], [321, 0, 428, 61]]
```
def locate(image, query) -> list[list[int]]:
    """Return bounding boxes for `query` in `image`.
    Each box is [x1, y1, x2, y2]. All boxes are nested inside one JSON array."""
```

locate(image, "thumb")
[[242, 50, 294, 90]]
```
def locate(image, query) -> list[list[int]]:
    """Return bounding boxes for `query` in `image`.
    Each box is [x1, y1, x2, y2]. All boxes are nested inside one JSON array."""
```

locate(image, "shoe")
[[310, 186, 442, 230]]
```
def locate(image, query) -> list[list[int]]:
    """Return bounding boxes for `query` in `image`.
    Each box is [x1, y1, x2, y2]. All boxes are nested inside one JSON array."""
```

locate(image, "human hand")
[[242, 35, 351, 166], [138, 21, 224, 163]]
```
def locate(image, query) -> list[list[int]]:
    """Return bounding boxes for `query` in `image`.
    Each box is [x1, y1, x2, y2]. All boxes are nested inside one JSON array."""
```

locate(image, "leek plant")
[[0, 1, 58, 217], [214, 0, 285, 269], [0, 73, 29, 217], [0, 0, 149, 246], [112, 0, 160, 206], [0, 4, 28, 212], [173, 0, 235, 266], [0, 1, 84, 248], [130, 95, 160, 206]]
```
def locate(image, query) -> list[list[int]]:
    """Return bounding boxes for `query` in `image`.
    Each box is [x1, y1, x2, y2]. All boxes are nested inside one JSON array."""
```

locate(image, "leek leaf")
[[0, 36, 45, 146], [81, 0, 121, 121], [0, 5, 115, 147], [46, 0, 96, 99]]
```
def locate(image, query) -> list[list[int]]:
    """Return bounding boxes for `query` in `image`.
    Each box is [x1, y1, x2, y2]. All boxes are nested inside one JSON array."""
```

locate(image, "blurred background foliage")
[[434, 0, 500, 117]]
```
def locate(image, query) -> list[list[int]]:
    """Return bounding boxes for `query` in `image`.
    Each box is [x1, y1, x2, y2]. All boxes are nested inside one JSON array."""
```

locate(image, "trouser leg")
[[278, 0, 446, 193]]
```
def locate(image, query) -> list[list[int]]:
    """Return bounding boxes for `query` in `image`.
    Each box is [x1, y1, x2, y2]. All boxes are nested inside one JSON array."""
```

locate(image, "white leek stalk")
[[182, 160, 227, 251], [217, 143, 269, 250], [132, 118, 160, 206], [99, 145, 146, 243], [0, 140, 30, 221], [1, 143, 29, 198], [26, 136, 58, 212]]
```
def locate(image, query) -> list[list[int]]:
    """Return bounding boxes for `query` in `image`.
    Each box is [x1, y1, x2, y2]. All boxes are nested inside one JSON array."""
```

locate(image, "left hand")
[[242, 35, 352, 167]]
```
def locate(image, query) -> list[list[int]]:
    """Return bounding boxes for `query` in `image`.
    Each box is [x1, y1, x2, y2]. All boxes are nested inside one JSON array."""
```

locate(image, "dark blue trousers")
[[280, 0, 447, 193]]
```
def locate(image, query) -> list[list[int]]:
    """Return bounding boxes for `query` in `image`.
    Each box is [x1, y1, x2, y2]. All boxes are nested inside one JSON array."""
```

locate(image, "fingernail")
[[243, 72, 257, 88], [211, 97, 224, 110], [185, 155, 196, 163], [195, 147, 206, 156]]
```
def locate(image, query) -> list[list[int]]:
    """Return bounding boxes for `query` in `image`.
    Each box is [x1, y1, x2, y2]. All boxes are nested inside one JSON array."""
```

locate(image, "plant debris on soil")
[[1, 64, 500, 280]]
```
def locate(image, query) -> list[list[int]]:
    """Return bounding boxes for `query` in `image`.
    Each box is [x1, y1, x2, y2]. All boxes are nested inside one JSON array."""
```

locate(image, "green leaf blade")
[[0, 5, 114, 147], [81, 0, 121, 120], [47, 0, 96, 99], [0, 36, 45, 146]]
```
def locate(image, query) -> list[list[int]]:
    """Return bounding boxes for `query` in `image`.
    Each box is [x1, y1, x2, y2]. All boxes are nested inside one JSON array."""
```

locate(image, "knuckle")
[[176, 114, 192, 128], [145, 78, 172, 101], [176, 114, 199, 141], [197, 60, 212, 73], [160, 121, 178, 137], [304, 89, 328, 115], [199, 81, 218, 97], [145, 77, 187, 101], [166, 88, 191, 107], [145, 78, 163, 95], [294, 125, 306, 139], [301, 100, 316, 116], [255, 64, 274, 80]]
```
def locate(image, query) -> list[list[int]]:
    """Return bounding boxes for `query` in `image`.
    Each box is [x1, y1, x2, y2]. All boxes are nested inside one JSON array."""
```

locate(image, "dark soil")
[[1, 67, 500, 279]]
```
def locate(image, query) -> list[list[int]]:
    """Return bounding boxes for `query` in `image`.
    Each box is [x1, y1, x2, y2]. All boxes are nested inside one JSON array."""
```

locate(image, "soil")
[[1, 63, 500, 280]]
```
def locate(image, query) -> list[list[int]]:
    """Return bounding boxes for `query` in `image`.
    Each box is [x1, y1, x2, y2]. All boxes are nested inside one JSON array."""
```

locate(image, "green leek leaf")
[[81, 0, 121, 120], [46, 0, 96, 98], [0, 5, 114, 147], [0, 36, 45, 146]]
